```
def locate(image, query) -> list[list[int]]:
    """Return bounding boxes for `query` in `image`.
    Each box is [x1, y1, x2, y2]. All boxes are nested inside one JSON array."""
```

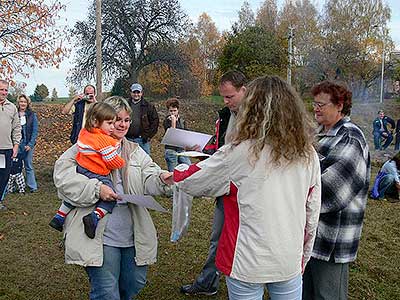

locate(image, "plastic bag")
[[170, 184, 193, 242], [370, 171, 387, 199]]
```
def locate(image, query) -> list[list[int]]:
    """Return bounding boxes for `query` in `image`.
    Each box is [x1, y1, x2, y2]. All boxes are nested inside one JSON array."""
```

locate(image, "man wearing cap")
[[126, 83, 159, 155], [61, 84, 97, 144]]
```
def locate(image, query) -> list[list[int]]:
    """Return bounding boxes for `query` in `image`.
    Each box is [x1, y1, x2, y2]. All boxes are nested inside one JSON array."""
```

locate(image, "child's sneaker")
[[82, 212, 99, 239], [49, 215, 64, 232]]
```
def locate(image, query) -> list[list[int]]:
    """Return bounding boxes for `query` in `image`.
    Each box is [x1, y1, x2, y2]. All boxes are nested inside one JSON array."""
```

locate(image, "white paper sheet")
[[118, 194, 168, 213], [0, 154, 5, 169], [161, 128, 212, 150], [176, 151, 211, 158]]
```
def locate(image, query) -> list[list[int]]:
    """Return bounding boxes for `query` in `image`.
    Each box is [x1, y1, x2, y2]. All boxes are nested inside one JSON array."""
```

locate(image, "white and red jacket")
[[174, 140, 321, 283]]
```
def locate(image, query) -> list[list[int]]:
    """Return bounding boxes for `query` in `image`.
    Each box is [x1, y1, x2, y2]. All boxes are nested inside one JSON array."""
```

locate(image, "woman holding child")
[[53, 96, 173, 300]]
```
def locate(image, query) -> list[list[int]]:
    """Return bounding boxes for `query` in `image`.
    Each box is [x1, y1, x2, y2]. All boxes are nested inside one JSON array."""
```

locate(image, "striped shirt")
[[76, 128, 125, 175], [312, 117, 370, 263]]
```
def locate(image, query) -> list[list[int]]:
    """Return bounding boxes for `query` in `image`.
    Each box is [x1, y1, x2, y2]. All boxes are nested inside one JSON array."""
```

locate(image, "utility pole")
[[379, 30, 385, 103], [96, 0, 102, 100], [287, 26, 294, 85]]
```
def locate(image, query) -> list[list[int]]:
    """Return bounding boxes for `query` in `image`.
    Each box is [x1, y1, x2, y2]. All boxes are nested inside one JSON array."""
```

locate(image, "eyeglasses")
[[131, 91, 141, 94], [312, 102, 331, 109]]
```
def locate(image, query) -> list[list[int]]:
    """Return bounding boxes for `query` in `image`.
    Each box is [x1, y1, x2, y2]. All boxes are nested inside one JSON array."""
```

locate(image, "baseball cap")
[[130, 83, 143, 92]]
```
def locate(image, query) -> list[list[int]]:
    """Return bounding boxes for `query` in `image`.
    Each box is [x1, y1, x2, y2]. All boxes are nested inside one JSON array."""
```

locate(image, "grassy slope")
[[0, 99, 399, 299]]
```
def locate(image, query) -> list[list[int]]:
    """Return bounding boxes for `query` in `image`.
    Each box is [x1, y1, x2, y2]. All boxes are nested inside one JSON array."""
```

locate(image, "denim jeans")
[[378, 174, 398, 198], [164, 149, 191, 172], [23, 148, 37, 191], [86, 245, 148, 300], [0, 149, 13, 202], [130, 137, 151, 155], [373, 131, 393, 150], [395, 133, 400, 150], [192, 196, 224, 291], [226, 274, 302, 300]]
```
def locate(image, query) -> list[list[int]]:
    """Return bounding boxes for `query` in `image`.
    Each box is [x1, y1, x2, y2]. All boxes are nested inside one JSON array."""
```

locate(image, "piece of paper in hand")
[[161, 128, 212, 150], [118, 194, 168, 213], [176, 151, 210, 158]]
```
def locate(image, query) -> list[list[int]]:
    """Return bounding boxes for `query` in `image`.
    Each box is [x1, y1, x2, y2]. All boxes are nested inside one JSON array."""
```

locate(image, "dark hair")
[[391, 152, 400, 170], [165, 98, 179, 109], [84, 102, 116, 131], [311, 81, 352, 116], [219, 71, 247, 89], [84, 84, 96, 95]]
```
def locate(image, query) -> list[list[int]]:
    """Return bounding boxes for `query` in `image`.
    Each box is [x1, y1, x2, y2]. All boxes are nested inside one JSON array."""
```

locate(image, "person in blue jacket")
[[370, 152, 400, 202], [372, 110, 395, 150], [61, 84, 97, 144], [17, 95, 39, 192]]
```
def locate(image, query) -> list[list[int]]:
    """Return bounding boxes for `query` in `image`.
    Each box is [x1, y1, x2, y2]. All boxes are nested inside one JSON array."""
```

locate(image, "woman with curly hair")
[[174, 75, 321, 300]]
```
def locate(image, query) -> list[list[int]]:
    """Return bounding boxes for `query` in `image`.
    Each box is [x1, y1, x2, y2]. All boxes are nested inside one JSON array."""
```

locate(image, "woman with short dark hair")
[[303, 80, 370, 300]]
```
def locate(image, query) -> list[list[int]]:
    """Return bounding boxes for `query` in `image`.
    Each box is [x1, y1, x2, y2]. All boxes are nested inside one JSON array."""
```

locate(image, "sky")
[[14, 0, 400, 97]]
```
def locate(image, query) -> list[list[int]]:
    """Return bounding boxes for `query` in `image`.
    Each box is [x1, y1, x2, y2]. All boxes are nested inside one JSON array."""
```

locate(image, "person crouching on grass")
[[49, 102, 125, 238]]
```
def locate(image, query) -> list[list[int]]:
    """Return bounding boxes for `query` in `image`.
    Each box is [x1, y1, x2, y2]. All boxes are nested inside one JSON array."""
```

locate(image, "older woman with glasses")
[[53, 96, 173, 300], [302, 81, 370, 300]]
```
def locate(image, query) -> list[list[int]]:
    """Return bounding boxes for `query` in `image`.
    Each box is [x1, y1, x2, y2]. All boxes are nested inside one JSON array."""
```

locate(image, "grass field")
[[0, 99, 400, 299]]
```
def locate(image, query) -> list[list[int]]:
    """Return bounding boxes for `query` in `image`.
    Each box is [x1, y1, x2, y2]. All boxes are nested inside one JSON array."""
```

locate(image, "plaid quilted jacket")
[[312, 117, 371, 263]]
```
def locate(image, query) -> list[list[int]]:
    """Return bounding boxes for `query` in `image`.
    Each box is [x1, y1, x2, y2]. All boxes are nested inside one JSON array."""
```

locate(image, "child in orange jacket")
[[50, 102, 125, 238]]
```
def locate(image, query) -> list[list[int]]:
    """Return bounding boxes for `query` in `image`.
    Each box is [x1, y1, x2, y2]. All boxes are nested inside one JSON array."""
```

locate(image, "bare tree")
[[69, 0, 189, 88]]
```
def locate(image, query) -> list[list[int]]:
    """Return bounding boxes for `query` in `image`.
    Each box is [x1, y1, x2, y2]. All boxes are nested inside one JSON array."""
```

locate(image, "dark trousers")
[[193, 196, 224, 291], [76, 165, 116, 213], [0, 149, 13, 202], [302, 257, 349, 300]]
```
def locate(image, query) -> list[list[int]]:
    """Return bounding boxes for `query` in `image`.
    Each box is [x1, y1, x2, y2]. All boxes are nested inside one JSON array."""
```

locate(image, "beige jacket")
[[53, 138, 171, 267], [0, 99, 21, 149]]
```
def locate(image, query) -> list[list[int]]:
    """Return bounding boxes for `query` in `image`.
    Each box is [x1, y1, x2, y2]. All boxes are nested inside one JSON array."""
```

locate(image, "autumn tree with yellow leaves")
[[0, 0, 68, 80]]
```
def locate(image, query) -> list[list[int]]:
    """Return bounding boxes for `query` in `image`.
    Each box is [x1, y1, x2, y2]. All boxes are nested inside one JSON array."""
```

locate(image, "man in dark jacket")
[[126, 83, 159, 155], [372, 110, 395, 150], [180, 71, 247, 296], [61, 84, 97, 144]]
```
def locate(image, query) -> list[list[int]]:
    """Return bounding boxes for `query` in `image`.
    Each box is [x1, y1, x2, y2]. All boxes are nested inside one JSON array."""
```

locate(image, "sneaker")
[[49, 215, 64, 232], [180, 284, 218, 296], [0, 203, 7, 211], [82, 212, 99, 239]]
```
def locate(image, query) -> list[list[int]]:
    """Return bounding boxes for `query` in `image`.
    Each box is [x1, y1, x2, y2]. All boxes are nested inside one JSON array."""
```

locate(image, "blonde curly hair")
[[231, 75, 316, 166]]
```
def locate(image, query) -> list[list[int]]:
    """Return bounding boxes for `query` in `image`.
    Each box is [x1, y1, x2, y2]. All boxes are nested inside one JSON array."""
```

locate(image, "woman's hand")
[[99, 184, 119, 201], [24, 145, 31, 152], [160, 172, 174, 185]]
